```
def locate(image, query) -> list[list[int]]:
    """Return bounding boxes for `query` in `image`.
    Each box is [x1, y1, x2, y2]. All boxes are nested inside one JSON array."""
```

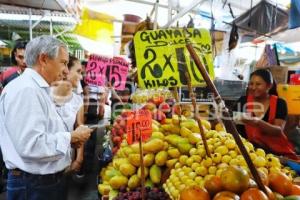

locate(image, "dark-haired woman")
[[233, 69, 298, 159]]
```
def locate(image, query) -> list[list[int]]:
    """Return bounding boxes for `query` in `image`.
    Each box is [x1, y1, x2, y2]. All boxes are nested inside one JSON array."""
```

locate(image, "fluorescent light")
[[0, 13, 77, 23]]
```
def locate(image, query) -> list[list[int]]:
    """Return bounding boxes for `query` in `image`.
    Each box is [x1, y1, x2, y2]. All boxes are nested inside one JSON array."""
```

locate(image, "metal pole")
[[50, 16, 53, 36], [32, 14, 46, 29], [168, 0, 172, 22], [29, 8, 32, 40], [153, 0, 159, 30], [163, 0, 207, 28]]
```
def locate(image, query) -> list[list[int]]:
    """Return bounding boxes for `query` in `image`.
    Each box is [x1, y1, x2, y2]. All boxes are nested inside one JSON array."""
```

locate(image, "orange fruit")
[[213, 191, 240, 200], [180, 186, 210, 200], [268, 171, 292, 196], [221, 166, 250, 194], [204, 175, 223, 196], [290, 184, 300, 195], [240, 188, 268, 200]]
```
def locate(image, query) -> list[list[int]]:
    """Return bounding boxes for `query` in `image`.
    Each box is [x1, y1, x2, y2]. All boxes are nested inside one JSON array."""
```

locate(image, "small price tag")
[[126, 109, 152, 145]]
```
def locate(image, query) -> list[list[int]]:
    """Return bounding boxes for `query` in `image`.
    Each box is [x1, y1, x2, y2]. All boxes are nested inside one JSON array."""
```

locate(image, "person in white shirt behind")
[[0, 35, 92, 200], [54, 55, 85, 172]]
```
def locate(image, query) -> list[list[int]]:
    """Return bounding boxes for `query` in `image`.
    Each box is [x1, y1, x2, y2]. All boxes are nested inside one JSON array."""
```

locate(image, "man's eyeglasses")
[[16, 55, 24, 60]]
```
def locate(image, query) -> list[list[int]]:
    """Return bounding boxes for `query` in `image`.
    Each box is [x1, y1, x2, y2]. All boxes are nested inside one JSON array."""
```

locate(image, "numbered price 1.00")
[[126, 110, 152, 145]]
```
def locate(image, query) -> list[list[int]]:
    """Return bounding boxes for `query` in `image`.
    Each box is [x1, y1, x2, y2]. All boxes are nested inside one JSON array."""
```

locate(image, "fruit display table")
[[97, 105, 300, 199]]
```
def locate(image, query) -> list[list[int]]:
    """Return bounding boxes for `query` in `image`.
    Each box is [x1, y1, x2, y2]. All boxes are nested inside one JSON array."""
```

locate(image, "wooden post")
[[185, 37, 267, 194], [171, 87, 182, 122], [138, 128, 145, 200], [184, 72, 211, 157]]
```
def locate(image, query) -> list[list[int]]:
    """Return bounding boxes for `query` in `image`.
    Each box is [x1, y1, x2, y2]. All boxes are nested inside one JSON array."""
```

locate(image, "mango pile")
[[161, 117, 296, 200], [98, 115, 296, 200]]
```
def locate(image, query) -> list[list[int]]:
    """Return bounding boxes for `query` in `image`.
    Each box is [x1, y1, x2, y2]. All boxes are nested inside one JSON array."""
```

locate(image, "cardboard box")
[[277, 84, 300, 115]]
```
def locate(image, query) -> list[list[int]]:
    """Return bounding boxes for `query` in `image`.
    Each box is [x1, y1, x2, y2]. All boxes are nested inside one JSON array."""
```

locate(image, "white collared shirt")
[[0, 68, 72, 174]]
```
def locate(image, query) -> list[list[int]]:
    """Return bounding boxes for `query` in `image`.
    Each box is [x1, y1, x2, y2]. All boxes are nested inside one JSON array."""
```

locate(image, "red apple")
[[112, 147, 119, 154], [143, 102, 157, 111], [114, 123, 121, 130], [152, 96, 164, 106], [173, 104, 181, 115], [115, 115, 122, 123], [117, 128, 125, 136], [113, 136, 122, 144], [121, 110, 133, 118], [152, 110, 166, 123], [159, 102, 171, 113], [119, 119, 126, 128], [111, 128, 117, 136]]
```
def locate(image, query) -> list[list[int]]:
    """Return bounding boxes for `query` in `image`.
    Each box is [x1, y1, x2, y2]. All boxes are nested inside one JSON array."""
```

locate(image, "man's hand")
[[50, 80, 73, 106], [71, 125, 92, 148], [69, 159, 82, 172]]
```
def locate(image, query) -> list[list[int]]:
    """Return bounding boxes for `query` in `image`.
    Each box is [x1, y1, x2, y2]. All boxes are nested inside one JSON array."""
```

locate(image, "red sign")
[[126, 109, 152, 145], [85, 55, 129, 90]]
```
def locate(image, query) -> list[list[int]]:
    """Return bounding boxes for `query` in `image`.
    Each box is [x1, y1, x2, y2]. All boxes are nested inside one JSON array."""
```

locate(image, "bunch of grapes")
[[113, 186, 171, 200]]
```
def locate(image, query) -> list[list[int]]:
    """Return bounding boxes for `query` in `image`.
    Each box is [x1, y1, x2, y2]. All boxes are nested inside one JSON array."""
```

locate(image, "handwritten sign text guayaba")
[[85, 55, 129, 90], [134, 28, 214, 88]]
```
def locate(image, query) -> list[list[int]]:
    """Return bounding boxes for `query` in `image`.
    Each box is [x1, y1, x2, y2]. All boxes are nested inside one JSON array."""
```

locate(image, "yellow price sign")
[[134, 28, 214, 89]]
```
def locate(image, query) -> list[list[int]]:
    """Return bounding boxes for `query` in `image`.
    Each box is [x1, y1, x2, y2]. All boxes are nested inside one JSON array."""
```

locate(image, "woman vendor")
[[232, 69, 298, 160]]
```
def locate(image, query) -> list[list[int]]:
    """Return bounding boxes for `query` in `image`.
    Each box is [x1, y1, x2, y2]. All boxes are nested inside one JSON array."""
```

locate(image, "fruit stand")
[[98, 109, 300, 199], [95, 27, 300, 200]]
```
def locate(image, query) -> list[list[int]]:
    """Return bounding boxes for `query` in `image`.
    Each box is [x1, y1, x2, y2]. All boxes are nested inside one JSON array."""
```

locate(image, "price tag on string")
[[134, 28, 214, 89], [85, 55, 129, 90], [126, 109, 152, 145]]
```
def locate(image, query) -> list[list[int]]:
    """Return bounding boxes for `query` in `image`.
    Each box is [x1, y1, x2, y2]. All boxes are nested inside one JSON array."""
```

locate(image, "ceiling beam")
[[163, 0, 207, 28], [0, 1, 63, 11], [124, 0, 198, 14]]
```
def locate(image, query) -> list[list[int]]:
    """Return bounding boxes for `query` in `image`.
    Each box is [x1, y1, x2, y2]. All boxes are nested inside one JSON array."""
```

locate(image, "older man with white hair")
[[0, 35, 93, 200]]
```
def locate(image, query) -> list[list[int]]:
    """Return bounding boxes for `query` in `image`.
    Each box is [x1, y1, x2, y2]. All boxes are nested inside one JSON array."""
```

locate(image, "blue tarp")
[[289, 0, 300, 29]]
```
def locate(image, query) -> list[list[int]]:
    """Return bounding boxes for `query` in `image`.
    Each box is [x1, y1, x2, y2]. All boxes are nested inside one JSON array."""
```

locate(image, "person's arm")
[[70, 104, 85, 171], [76, 106, 85, 127], [246, 118, 285, 136], [242, 98, 288, 136], [83, 86, 90, 115], [5, 88, 91, 162], [69, 146, 84, 172], [98, 92, 107, 120]]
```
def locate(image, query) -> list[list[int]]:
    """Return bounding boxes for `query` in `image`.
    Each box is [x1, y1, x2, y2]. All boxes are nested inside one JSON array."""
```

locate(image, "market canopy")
[[234, 0, 288, 36], [0, 0, 65, 11], [271, 27, 300, 43]]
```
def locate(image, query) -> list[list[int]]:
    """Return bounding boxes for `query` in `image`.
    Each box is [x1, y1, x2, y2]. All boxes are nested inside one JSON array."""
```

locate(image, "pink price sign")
[[85, 55, 129, 90]]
